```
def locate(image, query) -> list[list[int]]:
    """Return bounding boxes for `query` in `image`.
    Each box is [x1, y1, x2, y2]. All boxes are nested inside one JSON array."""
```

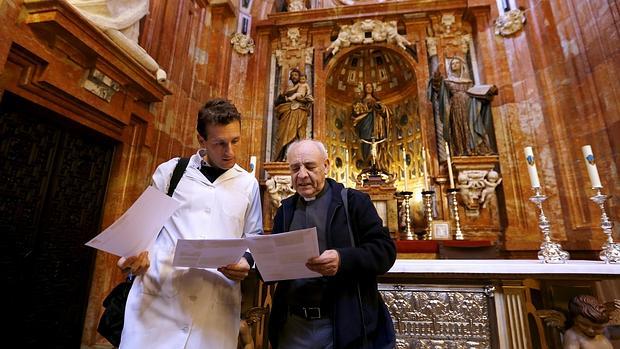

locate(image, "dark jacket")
[[268, 178, 396, 349]]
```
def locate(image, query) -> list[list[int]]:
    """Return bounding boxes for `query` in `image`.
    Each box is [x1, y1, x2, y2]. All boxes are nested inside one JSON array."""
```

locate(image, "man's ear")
[[323, 159, 330, 174]]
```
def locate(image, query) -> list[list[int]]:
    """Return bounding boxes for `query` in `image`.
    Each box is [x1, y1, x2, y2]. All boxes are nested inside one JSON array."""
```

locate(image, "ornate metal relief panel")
[[380, 284, 495, 348]]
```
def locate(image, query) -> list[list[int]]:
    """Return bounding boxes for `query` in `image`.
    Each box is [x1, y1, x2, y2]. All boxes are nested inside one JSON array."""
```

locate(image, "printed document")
[[172, 239, 248, 268], [85, 186, 180, 257], [246, 227, 321, 282]]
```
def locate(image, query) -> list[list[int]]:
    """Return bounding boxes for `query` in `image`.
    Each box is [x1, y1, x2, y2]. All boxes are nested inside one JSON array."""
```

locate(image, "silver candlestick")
[[397, 191, 415, 240], [447, 188, 464, 240], [589, 189, 620, 263], [422, 190, 435, 240], [529, 188, 570, 263]]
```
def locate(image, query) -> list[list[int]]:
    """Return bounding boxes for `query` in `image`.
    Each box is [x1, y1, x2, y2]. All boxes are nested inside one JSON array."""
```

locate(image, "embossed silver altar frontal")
[[379, 284, 495, 348]]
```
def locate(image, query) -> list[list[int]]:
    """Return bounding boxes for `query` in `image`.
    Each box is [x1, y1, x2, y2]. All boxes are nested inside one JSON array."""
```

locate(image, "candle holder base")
[[529, 189, 570, 264], [590, 190, 620, 264]]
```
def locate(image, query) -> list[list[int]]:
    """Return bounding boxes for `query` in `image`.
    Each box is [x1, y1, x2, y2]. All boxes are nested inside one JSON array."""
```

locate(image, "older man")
[[268, 139, 396, 349]]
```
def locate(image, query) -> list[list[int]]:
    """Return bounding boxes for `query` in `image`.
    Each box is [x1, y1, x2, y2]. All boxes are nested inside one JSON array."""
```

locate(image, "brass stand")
[[397, 191, 414, 240], [529, 188, 570, 263], [422, 190, 435, 240], [447, 188, 464, 240], [589, 189, 620, 263]]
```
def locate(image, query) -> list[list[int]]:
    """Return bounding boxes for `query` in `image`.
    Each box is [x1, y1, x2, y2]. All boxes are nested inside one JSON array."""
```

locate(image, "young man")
[[117, 98, 263, 349], [268, 139, 396, 349]]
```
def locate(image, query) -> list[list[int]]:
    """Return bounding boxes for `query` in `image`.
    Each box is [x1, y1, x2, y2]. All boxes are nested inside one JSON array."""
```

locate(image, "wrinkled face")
[[197, 122, 241, 170], [290, 71, 300, 84], [288, 142, 329, 198], [574, 316, 606, 338]]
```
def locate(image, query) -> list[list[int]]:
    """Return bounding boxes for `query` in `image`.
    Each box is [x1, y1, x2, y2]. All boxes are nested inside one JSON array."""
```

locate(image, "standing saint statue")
[[273, 68, 314, 161], [352, 82, 391, 170], [439, 57, 474, 156]]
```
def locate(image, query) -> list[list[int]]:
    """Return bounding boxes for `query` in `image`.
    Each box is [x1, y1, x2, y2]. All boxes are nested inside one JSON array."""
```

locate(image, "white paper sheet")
[[172, 239, 248, 268], [246, 227, 321, 282], [85, 186, 180, 257]]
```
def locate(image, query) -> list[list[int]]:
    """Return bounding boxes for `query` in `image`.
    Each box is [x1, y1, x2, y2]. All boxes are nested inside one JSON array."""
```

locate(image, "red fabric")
[[396, 240, 493, 253]]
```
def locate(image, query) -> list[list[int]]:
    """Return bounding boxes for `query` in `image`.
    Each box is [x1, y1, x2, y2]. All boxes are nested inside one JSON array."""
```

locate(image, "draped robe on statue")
[[352, 95, 391, 170]]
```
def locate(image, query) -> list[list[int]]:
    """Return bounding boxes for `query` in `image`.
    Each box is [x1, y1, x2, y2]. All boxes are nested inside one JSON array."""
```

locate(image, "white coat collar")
[[189, 149, 246, 184]]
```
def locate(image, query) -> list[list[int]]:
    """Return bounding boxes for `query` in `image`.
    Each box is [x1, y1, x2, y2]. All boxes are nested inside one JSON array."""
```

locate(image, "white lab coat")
[[120, 150, 263, 349]]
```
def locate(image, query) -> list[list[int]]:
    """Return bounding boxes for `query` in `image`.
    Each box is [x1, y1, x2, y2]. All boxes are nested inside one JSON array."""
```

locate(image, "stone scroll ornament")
[[494, 9, 526, 37], [231, 33, 255, 55]]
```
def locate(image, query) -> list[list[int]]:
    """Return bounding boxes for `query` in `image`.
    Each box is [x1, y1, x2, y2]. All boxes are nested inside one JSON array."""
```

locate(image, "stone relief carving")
[[457, 169, 502, 217], [327, 20, 412, 56], [495, 9, 526, 37], [265, 175, 295, 209], [380, 284, 493, 347], [82, 68, 121, 102], [230, 32, 255, 55]]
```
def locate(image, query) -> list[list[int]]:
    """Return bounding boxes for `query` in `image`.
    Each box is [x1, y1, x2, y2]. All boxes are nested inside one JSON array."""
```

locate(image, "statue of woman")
[[440, 57, 474, 156], [351, 82, 391, 169]]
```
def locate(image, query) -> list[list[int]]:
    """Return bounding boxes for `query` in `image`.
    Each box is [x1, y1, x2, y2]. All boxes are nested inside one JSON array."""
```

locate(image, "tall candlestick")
[[402, 146, 408, 191], [523, 147, 541, 188], [445, 142, 455, 188], [581, 145, 603, 188], [422, 146, 429, 191], [345, 149, 350, 187]]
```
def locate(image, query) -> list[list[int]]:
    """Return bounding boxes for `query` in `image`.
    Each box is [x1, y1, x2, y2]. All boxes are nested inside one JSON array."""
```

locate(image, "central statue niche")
[[323, 46, 422, 191]]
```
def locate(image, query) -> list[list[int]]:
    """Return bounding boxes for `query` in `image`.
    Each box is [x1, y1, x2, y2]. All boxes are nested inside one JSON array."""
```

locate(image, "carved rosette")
[[230, 32, 255, 55], [494, 9, 526, 37], [327, 19, 412, 56]]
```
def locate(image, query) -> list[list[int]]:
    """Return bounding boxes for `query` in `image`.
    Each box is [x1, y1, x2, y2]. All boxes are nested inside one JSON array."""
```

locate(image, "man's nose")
[[297, 167, 309, 177]]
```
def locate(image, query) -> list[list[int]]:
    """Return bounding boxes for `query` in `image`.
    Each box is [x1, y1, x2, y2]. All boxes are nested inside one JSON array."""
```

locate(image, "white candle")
[[523, 147, 541, 188], [249, 155, 257, 177], [422, 146, 429, 191], [581, 145, 603, 188], [445, 142, 455, 188], [402, 146, 408, 191], [345, 149, 350, 187]]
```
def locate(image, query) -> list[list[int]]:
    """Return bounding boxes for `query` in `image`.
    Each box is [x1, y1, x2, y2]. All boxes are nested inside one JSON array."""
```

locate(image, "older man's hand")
[[306, 249, 340, 276]]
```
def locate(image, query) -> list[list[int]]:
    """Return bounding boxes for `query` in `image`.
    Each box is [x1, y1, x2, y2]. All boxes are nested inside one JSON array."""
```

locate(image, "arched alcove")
[[323, 46, 423, 191]]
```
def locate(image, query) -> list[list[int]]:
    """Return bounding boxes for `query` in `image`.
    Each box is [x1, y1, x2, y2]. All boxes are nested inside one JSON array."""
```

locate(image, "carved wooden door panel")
[[0, 93, 114, 348]]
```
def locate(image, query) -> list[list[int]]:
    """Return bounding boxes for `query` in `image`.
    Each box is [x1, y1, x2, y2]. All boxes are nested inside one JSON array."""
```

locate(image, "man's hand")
[[218, 257, 250, 281], [117, 251, 150, 275], [306, 249, 340, 276]]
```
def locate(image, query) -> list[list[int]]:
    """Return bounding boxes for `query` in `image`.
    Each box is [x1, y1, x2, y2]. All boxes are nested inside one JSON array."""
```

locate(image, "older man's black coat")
[[268, 178, 396, 349]]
